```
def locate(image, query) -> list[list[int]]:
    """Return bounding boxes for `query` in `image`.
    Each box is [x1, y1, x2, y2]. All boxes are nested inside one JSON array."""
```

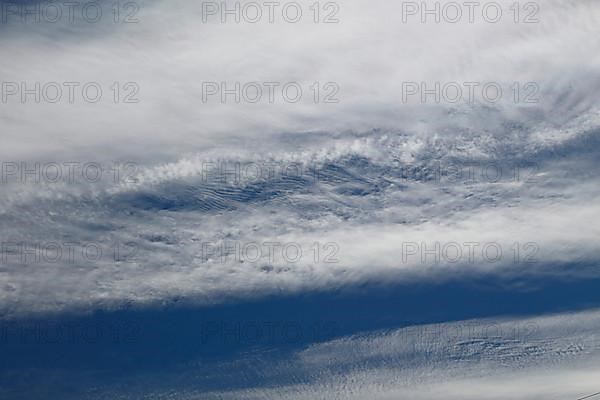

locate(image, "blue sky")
[[1, 0, 600, 398]]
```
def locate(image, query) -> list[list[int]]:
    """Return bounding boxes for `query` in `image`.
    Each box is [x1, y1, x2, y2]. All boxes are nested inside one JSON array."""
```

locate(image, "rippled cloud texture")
[[0, 0, 599, 398]]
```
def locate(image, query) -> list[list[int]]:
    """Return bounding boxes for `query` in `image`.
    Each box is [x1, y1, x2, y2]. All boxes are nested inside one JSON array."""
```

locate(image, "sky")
[[0, 0, 600, 398]]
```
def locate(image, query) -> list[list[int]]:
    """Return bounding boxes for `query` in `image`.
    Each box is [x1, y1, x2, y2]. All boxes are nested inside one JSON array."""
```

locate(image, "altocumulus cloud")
[[0, 0, 599, 398]]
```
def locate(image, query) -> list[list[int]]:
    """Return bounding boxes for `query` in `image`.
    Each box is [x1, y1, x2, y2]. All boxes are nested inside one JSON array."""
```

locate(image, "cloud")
[[1, 128, 599, 316], [200, 309, 600, 399], [0, 0, 599, 317], [0, 0, 599, 161], [13, 307, 598, 399]]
